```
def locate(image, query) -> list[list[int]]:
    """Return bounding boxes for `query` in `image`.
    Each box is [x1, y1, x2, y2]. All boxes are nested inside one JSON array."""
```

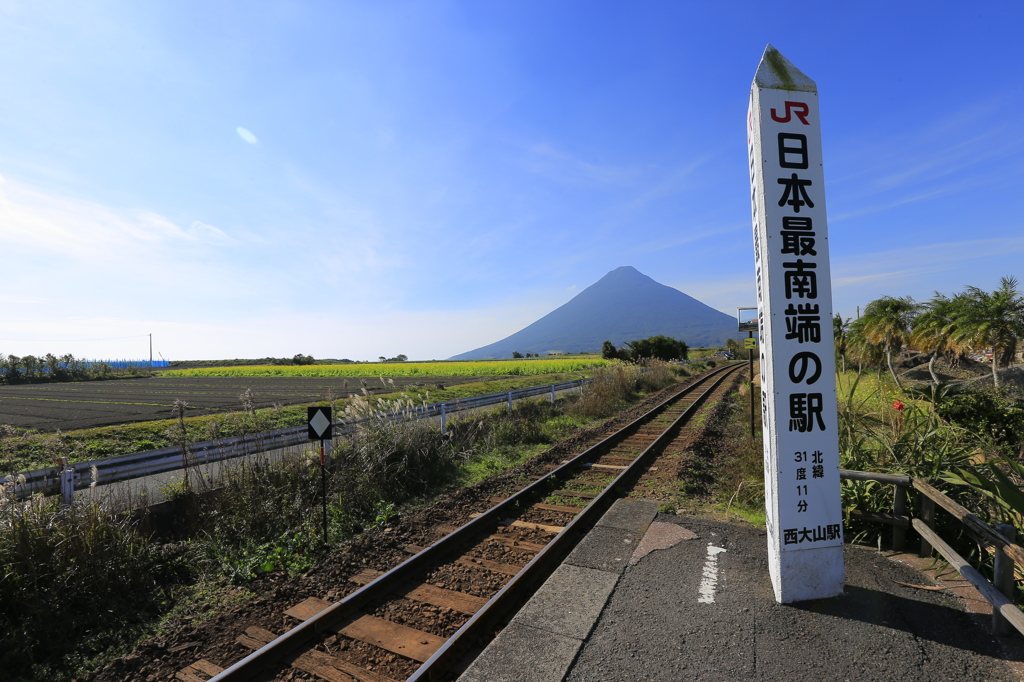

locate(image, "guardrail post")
[[994, 523, 1017, 636], [892, 484, 907, 551], [59, 467, 75, 506], [551, 385, 555, 404], [919, 494, 936, 558], [440, 404, 447, 435], [507, 391, 512, 413]]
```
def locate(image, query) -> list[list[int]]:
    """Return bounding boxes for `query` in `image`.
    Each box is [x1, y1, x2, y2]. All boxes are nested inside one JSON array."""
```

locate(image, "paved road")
[[462, 500, 1023, 682]]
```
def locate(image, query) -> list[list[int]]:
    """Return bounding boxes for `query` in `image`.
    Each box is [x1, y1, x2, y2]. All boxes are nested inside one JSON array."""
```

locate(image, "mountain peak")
[[601, 265, 646, 279], [449, 267, 739, 359]]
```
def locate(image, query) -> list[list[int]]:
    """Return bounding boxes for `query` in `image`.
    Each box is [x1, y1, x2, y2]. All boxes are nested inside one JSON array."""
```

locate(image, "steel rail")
[[208, 363, 742, 682], [409, 362, 741, 681], [5, 378, 591, 500]]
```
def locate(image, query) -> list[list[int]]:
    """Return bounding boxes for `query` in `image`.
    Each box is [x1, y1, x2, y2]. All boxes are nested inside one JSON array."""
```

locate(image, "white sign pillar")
[[747, 45, 844, 603]]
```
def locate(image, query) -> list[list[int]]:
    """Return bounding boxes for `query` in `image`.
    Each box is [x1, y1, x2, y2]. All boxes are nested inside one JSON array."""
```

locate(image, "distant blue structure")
[[83, 359, 170, 369]]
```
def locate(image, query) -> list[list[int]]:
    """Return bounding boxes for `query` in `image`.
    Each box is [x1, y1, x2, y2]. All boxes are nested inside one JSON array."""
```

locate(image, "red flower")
[[893, 400, 905, 413]]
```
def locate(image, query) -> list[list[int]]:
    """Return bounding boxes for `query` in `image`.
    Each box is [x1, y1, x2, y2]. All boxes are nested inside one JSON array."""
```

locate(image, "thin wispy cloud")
[[626, 155, 714, 209], [527, 143, 640, 185], [630, 223, 744, 254], [236, 127, 259, 145], [0, 179, 234, 258]]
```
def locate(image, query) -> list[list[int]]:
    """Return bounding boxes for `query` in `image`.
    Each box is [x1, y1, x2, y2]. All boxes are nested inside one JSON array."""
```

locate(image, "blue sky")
[[0, 1, 1021, 361]]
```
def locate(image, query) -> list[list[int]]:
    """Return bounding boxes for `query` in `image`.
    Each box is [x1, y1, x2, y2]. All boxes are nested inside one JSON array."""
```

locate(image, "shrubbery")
[[0, 499, 190, 681], [567, 361, 675, 419], [600, 335, 688, 363], [934, 389, 1024, 455]]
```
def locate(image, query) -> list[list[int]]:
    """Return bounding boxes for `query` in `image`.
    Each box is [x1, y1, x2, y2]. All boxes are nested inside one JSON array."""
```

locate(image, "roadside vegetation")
[[0, 358, 693, 682]]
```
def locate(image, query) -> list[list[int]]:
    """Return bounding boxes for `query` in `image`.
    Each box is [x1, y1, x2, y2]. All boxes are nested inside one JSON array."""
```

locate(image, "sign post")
[[738, 308, 759, 439], [308, 406, 333, 545], [747, 45, 844, 603]]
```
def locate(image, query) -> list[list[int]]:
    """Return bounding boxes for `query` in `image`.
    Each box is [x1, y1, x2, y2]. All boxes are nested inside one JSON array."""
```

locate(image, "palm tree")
[[833, 314, 850, 373], [859, 296, 919, 390], [845, 317, 884, 375], [911, 293, 968, 385], [953, 276, 1024, 388]]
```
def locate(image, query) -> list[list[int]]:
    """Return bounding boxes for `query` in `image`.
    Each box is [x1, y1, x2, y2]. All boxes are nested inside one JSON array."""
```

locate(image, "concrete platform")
[[460, 499, 1024, 682]]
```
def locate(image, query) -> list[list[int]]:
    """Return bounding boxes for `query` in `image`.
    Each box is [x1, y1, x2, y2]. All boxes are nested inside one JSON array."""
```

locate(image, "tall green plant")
[[858, 296, 920, 389], [0, 499, 179, 680], [911, 293, 969, 385], [837, 371, 980, 542], [954, 276, 1024, 388]]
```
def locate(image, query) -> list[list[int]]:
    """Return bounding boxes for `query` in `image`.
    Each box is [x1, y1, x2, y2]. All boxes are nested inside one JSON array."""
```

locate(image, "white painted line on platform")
[[697, 544, 727, 604]]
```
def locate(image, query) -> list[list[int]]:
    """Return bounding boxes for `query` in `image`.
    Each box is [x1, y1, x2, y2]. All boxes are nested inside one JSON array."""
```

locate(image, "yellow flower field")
[[161, 358, 609, 378]]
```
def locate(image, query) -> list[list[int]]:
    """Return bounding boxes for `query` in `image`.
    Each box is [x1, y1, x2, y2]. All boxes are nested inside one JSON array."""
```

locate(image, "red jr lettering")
[[771, 101, 810, 125]]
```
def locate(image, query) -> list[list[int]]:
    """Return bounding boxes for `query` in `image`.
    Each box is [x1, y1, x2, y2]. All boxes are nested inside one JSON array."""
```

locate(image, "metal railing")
[[3, 379, 590, 501], [841, 469, 1024, 637]]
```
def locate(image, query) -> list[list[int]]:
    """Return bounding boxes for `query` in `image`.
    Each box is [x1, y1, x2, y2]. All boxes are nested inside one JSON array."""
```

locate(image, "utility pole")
[[149, 333, 153, 363]]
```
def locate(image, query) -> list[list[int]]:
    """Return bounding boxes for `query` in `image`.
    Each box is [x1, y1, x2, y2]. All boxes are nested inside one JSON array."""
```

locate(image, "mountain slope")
[[449, 266, 740, 359]]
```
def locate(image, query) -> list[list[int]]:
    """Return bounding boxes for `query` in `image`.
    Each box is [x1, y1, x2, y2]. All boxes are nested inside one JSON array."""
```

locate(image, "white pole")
[[748, 44, 844, 603], [507, 391, 512, 413], [60, 468, 74, 506], [440, 404, 447, 435]]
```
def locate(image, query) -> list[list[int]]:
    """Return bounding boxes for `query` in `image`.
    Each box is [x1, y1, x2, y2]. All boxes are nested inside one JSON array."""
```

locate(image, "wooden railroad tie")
[[330, 613, 445, 663], [468, 509, 565, 532], [487, 534, 548, 553], [456, 555, 523, 576], [532, 502, 585, 514], [339, 571, 488, 614], [552, 489, 598, 499], [597, 456, 635, 465], [175, 659, 223, 682], [293, 648, 400, 682], [235, 625, 278, 651], [505, 518, 564, 533]]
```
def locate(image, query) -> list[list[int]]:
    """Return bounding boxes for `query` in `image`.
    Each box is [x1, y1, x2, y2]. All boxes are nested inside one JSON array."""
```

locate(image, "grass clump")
[[566, 360, 676, 419], [0, 497, 192, 681]]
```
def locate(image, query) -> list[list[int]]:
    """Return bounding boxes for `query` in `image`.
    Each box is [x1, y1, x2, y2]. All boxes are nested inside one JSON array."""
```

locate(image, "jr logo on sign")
[[770, 101, 810, 125]]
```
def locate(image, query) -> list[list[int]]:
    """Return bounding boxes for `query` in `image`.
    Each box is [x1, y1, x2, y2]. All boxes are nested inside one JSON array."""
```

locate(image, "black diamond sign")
[[307, 406, 333, 440]]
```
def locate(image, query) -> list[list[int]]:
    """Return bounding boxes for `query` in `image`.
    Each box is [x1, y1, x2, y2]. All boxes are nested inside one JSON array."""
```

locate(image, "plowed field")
[[0, 376, 484, 432]]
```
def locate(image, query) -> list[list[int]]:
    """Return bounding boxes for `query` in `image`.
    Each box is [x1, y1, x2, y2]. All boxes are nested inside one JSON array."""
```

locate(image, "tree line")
[[839, 276, 1024, 389], [0, 353, 149, 385], [601, 335, 689, 362]]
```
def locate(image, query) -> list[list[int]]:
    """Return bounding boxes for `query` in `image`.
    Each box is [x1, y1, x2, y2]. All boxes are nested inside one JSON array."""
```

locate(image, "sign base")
[[769, 543, 844, 603]]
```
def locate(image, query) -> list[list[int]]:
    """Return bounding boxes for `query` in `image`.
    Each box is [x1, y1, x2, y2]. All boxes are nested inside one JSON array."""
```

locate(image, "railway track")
[[177, 362, 744, 682]]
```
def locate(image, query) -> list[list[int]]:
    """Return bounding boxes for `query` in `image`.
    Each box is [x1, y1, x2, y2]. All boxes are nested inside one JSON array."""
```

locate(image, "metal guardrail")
[[3, 379, 590, 501], [841, 469, 1024, 637]]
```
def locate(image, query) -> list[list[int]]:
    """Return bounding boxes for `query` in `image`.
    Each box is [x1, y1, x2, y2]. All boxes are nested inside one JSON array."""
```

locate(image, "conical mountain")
[[449, 266, 740, 359]]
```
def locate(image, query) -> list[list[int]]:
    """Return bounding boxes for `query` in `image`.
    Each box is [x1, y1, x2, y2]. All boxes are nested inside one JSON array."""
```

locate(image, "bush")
[[935, 389, 1024, 455], [623, 335, 688, 362], [0, 498, 179, 680], [566, 361, 675, 419]]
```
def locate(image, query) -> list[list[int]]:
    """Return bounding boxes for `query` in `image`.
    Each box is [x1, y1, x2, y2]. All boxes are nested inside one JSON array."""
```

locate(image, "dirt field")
[[0, 376, 485, 432]]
